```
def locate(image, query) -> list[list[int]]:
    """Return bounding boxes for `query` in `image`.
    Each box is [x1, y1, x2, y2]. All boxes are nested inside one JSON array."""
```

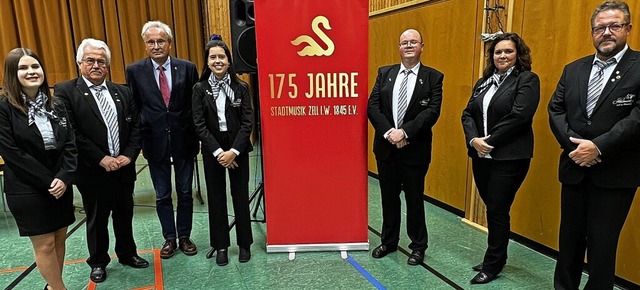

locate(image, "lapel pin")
[[84, 93, 89, 96], [388, 78, 392, 82], [419, 79, 423, 85], [616, 75, 621, 79]]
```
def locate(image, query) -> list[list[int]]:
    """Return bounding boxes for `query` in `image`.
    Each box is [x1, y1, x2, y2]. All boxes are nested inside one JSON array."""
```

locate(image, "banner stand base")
[[267, 242, 369, 254]]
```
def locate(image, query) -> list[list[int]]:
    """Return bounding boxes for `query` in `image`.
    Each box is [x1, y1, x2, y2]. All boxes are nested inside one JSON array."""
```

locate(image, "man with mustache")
[[548, 1, 639, 289], [55, 38, 147, 283]]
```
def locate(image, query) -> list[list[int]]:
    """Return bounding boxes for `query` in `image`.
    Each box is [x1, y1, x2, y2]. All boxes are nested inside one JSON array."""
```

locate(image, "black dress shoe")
[[407, 250, 425, 265], [371, 245, 397, 258], [179, 238, 198, 256], [216, 248, 229, 266], [119, 255, 149, 268], [470, 271, 497, 284], [90, 267, 107, 283], [239, 247, 251, 263], [472, 263, 483, 271], [160, 239, 177, 259]]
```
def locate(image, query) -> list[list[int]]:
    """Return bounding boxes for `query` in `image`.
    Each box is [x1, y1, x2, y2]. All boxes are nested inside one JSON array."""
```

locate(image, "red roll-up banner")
[[255, 0, 369, 253]]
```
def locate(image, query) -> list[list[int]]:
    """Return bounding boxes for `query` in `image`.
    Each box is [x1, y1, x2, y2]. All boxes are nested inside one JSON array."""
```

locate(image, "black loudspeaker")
[[229, 0, 256, 74]]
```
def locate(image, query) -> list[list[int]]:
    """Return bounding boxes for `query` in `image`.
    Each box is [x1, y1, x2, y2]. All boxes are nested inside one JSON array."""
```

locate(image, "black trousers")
[[472, 158, 530, 275], [376, 158, 429, 251], [554, 178, 635, 290], [202, 135, 253, 250], [77, 177, 137, 268]]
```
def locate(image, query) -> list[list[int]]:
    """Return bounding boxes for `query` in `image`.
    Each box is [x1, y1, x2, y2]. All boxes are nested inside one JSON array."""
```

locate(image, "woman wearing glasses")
[[192, 38, 253, 266], [0, 48, 77, 290], [461, 33, 540, 284]]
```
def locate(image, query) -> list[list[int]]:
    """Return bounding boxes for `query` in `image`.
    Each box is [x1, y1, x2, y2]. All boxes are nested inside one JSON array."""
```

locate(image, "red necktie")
[[158, 66, 170, 107]]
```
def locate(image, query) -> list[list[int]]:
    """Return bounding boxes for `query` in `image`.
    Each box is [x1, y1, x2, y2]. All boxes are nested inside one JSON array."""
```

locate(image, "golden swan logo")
[[291, 16, 335, 56]]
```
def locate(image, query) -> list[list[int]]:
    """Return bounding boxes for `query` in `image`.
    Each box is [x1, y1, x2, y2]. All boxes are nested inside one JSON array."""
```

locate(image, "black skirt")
[[6, 188, 75, 236]]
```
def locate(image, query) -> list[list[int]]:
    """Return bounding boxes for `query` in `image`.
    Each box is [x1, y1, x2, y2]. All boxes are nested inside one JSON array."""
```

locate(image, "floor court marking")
[[0, 248, 157, 290], [86, 249, 161, 290], [346, 256, 386, 290], [3, 217, 86, 289], [367, 225, 464, 290]]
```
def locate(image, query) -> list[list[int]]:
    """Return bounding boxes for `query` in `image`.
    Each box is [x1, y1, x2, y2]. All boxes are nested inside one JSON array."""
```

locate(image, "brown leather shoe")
[[160, 239, 177, 259], [179, 238, 198, 256]]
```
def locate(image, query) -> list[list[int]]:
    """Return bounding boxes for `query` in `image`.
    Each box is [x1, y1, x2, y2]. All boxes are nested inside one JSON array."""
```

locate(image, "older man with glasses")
[[55, 38, 147, 283], [125, 20, 200, 260]]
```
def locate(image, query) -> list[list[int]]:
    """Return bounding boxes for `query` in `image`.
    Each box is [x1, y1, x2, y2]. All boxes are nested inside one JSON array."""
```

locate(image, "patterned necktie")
[[586, 58, 617, 117], [24, 91, 58, 126], [397, 69, 412, 127], [92, 85, 120, 156], [208, 72, 235, 102], [158, 66, 171, 107]]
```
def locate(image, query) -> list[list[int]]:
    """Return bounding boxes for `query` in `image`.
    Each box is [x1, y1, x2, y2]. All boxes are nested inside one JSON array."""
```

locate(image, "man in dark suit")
[[55, 38, 148, 283], [367, 29, 443, 266], [126, 21, 199, 259], [548, 1, 639, 289]]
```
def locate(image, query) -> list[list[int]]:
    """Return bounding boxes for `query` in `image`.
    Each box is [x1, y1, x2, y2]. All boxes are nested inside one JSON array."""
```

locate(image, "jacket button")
[[587, 120, 592, 125]]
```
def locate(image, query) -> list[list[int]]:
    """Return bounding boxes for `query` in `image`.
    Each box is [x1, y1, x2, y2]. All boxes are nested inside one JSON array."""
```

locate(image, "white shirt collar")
[[152, 56, 172, 71], [81, 76, 107, 89], [400, 63, 420, 75]]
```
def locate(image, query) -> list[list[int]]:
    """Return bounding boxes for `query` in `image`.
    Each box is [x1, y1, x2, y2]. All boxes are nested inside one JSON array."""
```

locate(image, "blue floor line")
[[346, 256, 386, 290]]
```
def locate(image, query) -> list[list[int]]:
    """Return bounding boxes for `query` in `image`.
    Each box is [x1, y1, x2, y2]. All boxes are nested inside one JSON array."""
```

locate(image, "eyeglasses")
[[592, 23, 629, 35], [146, 40, 168, 47], [82, 58, 107, 67], [399, 40, 422, 47]]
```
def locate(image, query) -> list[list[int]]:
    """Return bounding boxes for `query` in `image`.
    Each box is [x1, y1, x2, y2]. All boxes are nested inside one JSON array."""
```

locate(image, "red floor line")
[[153, 248, 164, 290], [0, 266, 28, 274], [82, 249, 157, 290], [64, 257, 87, 265]]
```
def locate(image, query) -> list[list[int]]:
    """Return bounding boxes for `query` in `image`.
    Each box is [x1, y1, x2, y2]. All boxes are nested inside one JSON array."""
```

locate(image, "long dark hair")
[[2, 48, 55, 114], [199, 39, 242, 85], [482, 33, 532, 79]]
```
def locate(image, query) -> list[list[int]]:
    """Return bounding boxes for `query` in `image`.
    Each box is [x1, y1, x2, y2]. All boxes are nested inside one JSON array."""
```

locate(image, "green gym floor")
[[0, 149, 605, 289]]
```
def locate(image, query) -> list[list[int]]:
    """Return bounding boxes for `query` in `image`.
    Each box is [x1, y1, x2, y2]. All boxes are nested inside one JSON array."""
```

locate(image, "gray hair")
[[76, 38, 112, 65], [591, 1, 631, 26], [141, 21, 173, 41]]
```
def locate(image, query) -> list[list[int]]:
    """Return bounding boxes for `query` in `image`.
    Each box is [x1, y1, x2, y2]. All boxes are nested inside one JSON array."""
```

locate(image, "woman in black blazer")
[[461, 33, 540, 284], [192, 38, 253, 266], [0, 48, 77, 290]]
